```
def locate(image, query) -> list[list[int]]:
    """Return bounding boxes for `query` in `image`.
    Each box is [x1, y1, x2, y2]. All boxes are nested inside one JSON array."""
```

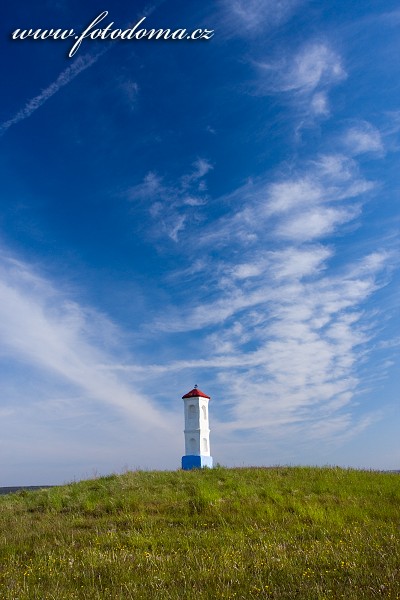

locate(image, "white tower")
[[182, 385, 213, 470]]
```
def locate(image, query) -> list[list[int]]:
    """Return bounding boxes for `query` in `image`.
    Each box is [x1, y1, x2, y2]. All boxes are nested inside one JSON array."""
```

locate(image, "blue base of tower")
[[182, 455, 214, 470]]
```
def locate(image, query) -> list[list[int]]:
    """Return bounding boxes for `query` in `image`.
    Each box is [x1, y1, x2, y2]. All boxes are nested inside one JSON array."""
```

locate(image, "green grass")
[[0, 466, 399, 599]]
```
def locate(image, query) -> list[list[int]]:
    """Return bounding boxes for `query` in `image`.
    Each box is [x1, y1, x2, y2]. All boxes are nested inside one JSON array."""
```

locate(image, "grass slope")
[[0, 467, 399, 599]]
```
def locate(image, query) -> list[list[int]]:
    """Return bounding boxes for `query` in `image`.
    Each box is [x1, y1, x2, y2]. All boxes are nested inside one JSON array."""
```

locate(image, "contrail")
[[0, 1, 168, 137], [0, 50, 105, 136]]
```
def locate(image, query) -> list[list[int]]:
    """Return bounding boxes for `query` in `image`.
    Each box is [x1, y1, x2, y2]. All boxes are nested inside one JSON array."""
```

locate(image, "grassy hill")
[[0, 466, 399, 599]]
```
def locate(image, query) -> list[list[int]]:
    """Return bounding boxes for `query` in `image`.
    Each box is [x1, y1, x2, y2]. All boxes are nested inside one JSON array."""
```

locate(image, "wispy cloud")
[[310, 91, 329, 116], [126, 159, 213, 242], [118, 78, 139, 110], [181, 158, 213, 188], [281, 43, 345, 93], [0, 254, 167, 430], [0, 51, 104, 136], [182, 152, 372, 252], [142, 250, 390, 442], [255, 42, 346, 120], [342, 121, 384, 156], [276, 205, 360, 241], [126, 145, 395, 448], [219, 0, 303, 37]]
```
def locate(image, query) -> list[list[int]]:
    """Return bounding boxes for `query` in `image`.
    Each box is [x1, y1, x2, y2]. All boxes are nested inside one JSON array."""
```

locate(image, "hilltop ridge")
[[0, 466, 399, 599]]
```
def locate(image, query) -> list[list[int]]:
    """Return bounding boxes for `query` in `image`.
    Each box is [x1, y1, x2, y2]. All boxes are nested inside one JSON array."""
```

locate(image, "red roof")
[[182, 386, 210, 399]]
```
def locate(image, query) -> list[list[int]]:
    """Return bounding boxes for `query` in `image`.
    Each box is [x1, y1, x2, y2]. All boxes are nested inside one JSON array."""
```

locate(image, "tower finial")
[[194, 384, 198, 388]]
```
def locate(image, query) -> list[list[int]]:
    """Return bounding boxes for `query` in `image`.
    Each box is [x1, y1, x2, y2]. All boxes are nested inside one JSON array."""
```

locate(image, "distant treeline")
[[0, 486, 53, 495]]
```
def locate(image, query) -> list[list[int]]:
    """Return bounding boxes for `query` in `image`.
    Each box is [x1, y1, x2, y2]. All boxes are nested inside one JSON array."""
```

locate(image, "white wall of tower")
[[183, 396, 211, 456]]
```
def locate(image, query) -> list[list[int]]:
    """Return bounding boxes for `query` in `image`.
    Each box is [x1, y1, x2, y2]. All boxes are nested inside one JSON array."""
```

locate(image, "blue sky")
[[1, 1, 399, 485]]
